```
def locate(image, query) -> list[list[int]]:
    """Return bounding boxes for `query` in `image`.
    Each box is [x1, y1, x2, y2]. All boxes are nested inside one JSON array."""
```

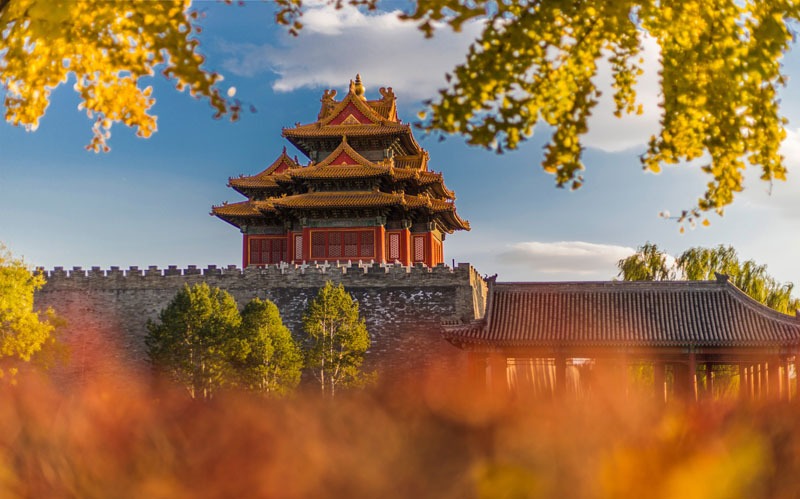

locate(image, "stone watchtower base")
[[35, 261, 488, 385]]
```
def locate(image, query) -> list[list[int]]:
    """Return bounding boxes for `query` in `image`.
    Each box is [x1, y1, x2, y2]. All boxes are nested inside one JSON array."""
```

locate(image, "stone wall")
[[35, 261, 487, 384]]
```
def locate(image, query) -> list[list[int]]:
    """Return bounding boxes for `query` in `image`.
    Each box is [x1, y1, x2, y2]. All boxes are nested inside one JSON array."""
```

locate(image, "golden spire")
[[352, 73, 366, 100]]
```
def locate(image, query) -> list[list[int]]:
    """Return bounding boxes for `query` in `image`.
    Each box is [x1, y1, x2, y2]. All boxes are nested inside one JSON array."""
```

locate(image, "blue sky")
[[2, 2, 800, 285]]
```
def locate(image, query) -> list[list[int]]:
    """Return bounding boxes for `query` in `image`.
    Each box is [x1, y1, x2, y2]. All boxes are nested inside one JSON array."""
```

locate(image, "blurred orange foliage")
[[0, 365, 798, 498]]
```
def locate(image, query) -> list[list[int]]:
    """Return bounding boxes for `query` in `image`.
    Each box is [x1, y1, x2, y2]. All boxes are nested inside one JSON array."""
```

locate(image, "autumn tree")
[[5, 0, 797, 220], [0, 244, 56, 379], [276, 1, 798, 224], [0, 0, 234, 152], [302, 282, 370, 397], [146, 283, 242, 400], [617, 243, 800, 314], [235, 298, 302, 396]]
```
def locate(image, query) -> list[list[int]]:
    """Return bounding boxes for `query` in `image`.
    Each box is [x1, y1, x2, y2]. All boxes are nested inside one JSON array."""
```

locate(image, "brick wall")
[[35, 262, 487, 385]]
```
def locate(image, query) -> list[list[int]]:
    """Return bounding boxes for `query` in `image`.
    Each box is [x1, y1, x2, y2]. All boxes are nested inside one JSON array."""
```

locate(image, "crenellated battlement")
[[38, 261, 483, 289]]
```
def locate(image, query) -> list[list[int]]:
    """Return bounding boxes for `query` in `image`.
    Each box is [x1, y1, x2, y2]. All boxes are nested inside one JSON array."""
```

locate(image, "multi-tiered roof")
[[212, 75, 468, 267]]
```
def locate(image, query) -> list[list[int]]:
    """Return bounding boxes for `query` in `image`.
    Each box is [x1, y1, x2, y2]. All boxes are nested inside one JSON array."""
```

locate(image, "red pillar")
[[374, 226, 385, 263], [782, 358, 791, 401], [242, 234, 250, 267], [400, 229, 411, 266], [654, 361, 666, 403], [688, 352, 697, 402], [301, 228, 312, 261], [768, 358, 781, 399], [487, 353, 507, 397], [739, 364, 747, 401], [466, 352, 487, 392], [705, 364, 714, 399], [555, 354, 567, 396]]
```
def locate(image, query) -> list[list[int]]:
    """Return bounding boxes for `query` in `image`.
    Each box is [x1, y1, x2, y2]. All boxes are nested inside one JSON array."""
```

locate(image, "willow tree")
[[616, 242, 675, 281], [676, 245, 800, 314], [618, 243, 800, 314], [0, 245, 56, 380]]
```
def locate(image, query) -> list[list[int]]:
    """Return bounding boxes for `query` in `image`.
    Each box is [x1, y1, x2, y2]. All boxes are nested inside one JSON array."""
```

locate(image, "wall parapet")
[[38, 261, 483, 288]]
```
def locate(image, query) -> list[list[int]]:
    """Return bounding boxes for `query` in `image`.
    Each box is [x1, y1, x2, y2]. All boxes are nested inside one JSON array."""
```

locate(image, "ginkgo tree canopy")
[[2, 0, 799, 223], [0, 0, 232, 152]]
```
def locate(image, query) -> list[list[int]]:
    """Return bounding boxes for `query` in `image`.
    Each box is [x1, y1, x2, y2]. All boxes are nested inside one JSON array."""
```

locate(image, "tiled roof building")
[[444, 275, 800, 401], [213, 75, 468, 267]]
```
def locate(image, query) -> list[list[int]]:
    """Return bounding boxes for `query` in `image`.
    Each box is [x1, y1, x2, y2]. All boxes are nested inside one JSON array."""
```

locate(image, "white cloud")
[[219, 4, 482, 100], [735, 127, 800, 219], [218, 5, 662, 149], [583, 35, 662, 153], [497, 241, 636, 276]]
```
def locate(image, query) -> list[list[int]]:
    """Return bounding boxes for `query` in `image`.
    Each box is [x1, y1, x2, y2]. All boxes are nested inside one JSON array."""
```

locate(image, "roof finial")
[[352, 73, 366, 100]]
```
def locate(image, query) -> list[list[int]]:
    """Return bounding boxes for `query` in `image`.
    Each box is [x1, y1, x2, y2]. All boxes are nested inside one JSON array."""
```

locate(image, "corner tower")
[[212, 75, 469, 267]]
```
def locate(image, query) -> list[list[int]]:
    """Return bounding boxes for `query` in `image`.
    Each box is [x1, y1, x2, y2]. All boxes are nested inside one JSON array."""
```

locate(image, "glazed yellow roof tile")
[[272, 191, 402, 209], [394, 153, 428, 170], [319, 91, 386, 126], [290, 165, 390, 179], [315, 137, 378, 167], [228, 149, 298, 190], [229, 176, 279, 188], [283, 123, 410, 138], [271, 191, 460, 213], [212, 200, 267, 217]]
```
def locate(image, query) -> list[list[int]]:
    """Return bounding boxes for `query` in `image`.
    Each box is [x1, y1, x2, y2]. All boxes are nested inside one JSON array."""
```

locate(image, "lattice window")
[[249, 239, 261, 265], [294, 234, 303, 261], [360, 231, 374, 257], [272, 239, 285, 263], [413, 236, 425, 262], [344, 232, 359, 257], [328, 232, 342, 258], [311, 232, 326, 259], [388, 233, 400, 261], [249, 238, 287, 265]]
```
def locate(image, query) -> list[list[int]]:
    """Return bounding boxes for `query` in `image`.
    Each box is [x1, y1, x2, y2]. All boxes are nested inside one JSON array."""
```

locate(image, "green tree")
[[302, 281, 370, 397], [618, 243, 800, 314], [676, 245, 800, 315], [236, 298, 302, 395], [146, 283, 242, 400], [616, 242, 675, 281], [0, 244, 56, 379]]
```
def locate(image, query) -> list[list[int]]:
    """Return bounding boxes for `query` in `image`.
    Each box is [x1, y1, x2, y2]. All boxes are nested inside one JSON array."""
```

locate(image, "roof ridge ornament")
[[351, 74, 366, 100], [715, 272, 729, 283]]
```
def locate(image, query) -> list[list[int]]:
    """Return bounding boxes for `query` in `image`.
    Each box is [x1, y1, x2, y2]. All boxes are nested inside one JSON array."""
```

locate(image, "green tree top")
[[146, 283, 242, 400], [302, 281, 370, 397], [616, 242, 676, 281], [236, 298, 302, 396]]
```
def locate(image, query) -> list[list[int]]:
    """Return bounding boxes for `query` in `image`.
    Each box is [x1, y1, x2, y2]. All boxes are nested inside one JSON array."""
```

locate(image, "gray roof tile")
[[444, 280, 800, 348]]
